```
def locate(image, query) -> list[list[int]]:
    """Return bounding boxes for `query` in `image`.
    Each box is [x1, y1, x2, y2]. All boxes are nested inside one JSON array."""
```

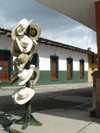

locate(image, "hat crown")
[[19, 18, 29, 26], [20, 36, 30, 47], [18, 69, 28, 80], [16, 35, 33, 50], [17, 19, 29, 35], [13, 87, 35, 105], [18, 53, 28, 63], [21, 36, 29, 43], [18, 87, 30, 99], [11, 18, 33, 40]]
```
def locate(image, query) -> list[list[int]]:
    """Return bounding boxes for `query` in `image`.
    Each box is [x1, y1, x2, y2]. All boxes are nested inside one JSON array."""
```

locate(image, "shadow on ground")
[[0, 87, 93, 127]]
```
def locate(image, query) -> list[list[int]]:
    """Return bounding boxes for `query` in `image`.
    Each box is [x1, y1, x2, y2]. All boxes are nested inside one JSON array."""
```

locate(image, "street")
[[0, 86, 92, 113], [0, 83, 93, 131]]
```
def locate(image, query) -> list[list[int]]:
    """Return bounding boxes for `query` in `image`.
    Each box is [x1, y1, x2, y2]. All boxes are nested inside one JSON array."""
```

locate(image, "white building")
[[0, 28, 96, 86]]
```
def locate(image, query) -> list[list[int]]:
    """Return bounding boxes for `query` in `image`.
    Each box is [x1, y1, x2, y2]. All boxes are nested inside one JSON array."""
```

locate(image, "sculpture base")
[[15, 113, 42, 130]]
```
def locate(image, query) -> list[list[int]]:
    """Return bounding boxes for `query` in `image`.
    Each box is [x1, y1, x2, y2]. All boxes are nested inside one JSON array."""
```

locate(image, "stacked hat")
[[13, 53, 33, 71], [30, 25, 41, 41], [12, 87, 35, 105], [10, 18, 41, 105], [30, 67, 40, 85], [11, 18, 33, 40]]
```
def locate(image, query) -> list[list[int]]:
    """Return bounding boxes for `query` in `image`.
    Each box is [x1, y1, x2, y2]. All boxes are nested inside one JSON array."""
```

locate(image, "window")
[[0, 50, 11, 82], [80, 59, 84, 78], [67, 57, 73, 78], [3, 67, 7, 72], [0, 60, 8, 81], [50, 56, 58, 80], [3, 61, 7, 66], [92, 56, 95, 64]]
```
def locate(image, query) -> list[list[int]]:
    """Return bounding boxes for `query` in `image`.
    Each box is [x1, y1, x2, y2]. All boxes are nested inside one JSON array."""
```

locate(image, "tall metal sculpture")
[[10, 18, 42, 129]]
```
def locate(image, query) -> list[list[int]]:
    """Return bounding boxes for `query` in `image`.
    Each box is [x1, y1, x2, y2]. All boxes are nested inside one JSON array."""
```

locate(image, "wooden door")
[[67, 63, 71, 78], [80, 64, 84, 77], [51, 62, 56, 79], [0, 60, 8, 81]]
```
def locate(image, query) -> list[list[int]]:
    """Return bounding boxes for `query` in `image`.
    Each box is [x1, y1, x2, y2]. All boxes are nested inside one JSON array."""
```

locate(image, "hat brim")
[[16, 36, 33, 53], [11, 19, 33, 40], [10, 40, 21, 57], [30, 25, 41, 40], [13, 53, 33, 70], [11, 25, 19, 40], [30, 67, 40, 85], [18, 68, 34, 85], [10, 73, 19, 85], [14, 87, 35, 105], [13, 58, 19, 71], [30, 40, 38, 54]]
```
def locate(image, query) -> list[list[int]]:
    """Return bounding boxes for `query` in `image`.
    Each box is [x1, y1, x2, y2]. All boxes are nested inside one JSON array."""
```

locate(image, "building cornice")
[[0, 27, 97, 56]]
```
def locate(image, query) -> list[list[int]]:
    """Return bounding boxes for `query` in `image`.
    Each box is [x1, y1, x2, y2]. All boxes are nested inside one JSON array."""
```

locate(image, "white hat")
[[30, 67, 40, 85], [18, 68, 34, 85], [30, 25, 41, 40], [10, 72, 19, 85], [30, 40, 38, 54], [10, 39, 22, 57], [11, 18, 33, 40], [13, 87, 35, 105], [13, 53, 33, 71], [16, 35, 33, 53]]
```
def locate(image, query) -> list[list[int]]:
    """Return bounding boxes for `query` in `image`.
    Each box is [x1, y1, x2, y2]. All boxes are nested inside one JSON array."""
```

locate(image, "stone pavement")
[[0, 82, 100, 133], [9, 109, 100, 133]]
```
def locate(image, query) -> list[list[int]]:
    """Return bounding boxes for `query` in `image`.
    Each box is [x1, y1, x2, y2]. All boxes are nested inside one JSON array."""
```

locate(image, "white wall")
[[38, 43, 88, 71], [0, 36, 88, 71], [0, 35, 12, 50]]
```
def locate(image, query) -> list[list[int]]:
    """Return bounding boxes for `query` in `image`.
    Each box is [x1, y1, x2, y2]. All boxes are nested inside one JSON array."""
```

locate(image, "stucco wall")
[[0, 36, 89, 86], [37, 43, 88, 85], [38, 44, 88, 71], [0, 35, 12, 50]]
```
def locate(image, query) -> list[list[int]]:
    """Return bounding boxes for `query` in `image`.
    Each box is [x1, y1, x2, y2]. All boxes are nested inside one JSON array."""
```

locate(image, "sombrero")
[[11, 18, 33, 40], [10, 39, 21, 57], [30, 40, 38, 54], [13, 53, 33, 70], [18, 68, 34, 85], [10, 72, 19, 85], [16, 35, 33, 53], [30, 67, 40, 85], [13, 87, 35, 105], [30, 25, 41, 40]]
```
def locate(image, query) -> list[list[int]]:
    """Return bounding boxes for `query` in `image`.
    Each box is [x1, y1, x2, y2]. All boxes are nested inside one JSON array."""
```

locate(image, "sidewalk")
[[0, 82, 99, 133], [9, 108, 100, 133], [0, 82, 93, 94]]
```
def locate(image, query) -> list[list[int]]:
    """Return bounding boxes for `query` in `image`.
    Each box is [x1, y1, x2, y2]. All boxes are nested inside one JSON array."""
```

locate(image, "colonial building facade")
[[0, 28, 97, 87]]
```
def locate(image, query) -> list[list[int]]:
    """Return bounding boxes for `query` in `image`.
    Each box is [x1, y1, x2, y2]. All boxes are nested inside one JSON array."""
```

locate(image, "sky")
[[0, 0, 97, 53]]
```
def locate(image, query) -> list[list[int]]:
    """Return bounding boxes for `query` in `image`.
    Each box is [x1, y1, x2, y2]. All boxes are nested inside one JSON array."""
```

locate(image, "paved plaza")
[[0, 83, 100, 133]]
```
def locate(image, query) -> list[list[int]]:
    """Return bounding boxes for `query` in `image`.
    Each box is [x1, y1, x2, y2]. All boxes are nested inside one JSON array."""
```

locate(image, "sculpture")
[[10, 18, 42, 129]]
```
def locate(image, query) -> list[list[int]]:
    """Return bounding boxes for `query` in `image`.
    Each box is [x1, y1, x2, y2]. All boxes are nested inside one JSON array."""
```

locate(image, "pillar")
[[95, 1, 100, 70], [91, 1, 100, 117]]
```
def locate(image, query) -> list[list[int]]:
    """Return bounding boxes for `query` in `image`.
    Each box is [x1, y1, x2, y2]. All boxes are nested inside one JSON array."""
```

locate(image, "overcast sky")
[[0, 0, 97, 53]]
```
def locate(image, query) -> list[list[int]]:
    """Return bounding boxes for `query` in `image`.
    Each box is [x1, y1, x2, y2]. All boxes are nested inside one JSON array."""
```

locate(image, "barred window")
[[50, 56, 58, 80], [80, 59, 84, 78], [67, 57, 73, 78]]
